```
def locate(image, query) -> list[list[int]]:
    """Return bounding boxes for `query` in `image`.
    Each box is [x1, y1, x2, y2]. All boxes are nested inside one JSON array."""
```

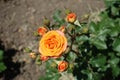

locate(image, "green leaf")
[[40, 61, 61, 80], [35, 55, 42, 65], [108, 57, 119, 67], [40, 71, 60, 80], [90, 38, 107, 49], [98, 29, 110, 41], [99, 29, 110, 36], [99, 12, 108, 21], [109, 27, 119, 37], [46, 60, 58, 73], [0, 62, 6, 72], [74, 25, 81, 33], [68, 63, 74, 73], [97, 65, 109, 72], [53, 10, 65, 25], [87, 73, 93, 80], [0, 50, 6, 72], [104, 0, 116, 7], [112, 38, 120, 52], [98, 35, 106, 42], [81, 70, 93, 80], [52, 73, 61, 80], [111, 6, 119, 16], [0, 50, 3, 61], [89, 55, 106, 68], [93, 73, 102, 80], [39, 75, 53, 80], [116, 53, 120, 57], [108, 54, 120, 77], [89, 22, 97, 33], [76, 35, 88, 42], [112, 66, 120, 77], [55, 57, 64, 61], [24, 47, 32, 53]]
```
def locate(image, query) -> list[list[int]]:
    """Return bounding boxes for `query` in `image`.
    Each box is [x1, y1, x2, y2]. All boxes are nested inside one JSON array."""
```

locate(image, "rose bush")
[[29, 0, 120, 80]]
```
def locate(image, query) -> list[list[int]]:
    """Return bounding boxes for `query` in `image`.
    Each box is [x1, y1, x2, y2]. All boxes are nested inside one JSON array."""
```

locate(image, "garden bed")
[[0, 0, 105, 80]]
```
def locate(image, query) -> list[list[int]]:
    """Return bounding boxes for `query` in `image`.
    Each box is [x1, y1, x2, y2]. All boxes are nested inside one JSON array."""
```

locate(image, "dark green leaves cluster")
[[53, 10, 65, 26], [39, 59, 61, 80], [0, 50, 6, 72], [73, 1, 120, 79]]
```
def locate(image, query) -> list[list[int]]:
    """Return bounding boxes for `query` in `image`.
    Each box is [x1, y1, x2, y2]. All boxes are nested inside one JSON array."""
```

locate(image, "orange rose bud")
[[59, 26, 65, 32], [29, 52, 36, 59], [39, 30, 67, 57], [37, 27, 47, 36], [58, 61, 68, 72], [66, 13, 76, 23], [40, 55, 49, 61]]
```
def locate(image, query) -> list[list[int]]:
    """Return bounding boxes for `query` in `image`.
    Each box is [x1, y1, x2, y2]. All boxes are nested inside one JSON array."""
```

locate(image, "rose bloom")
[[38, 27, 47, 36], [66, 13, 76, 23], [58, 61, 68, 72], [39, 30, 67, 57]]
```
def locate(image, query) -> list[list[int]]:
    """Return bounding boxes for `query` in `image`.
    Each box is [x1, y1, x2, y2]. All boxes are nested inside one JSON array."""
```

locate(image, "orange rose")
[[66, 13, 76, 23], [38, 27, 47, 36], [39, 30, 67, 57], [40, 55, 49, 61], [58, 61, 68, 72]]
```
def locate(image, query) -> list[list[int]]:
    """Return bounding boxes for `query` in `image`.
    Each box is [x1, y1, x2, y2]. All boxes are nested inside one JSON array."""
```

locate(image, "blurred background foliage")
[[0, 50, 7, 72]]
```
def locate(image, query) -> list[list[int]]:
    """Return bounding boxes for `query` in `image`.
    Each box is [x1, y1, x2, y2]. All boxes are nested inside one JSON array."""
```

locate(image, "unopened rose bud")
[[68, 24, 75, 30], [82, 27, 88, 34], [65, 9, 71, 15], [40, 55, 49, 61], [37, 27, 47, 36], [33, 31, 39, 36], [43, 18, 50, 26], [58, 61, 68, 72], [66, 13, 77, 23], [35, 55, 41, 65], [51, 62, 57, 68], [29, 52, 36, 59], [69, 63, 74, 69], [59, 26, 65, 32]]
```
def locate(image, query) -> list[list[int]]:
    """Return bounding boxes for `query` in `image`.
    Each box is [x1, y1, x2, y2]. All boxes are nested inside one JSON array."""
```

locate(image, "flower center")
[[60, 64, 65, 69], [45, 35, 58, 49]]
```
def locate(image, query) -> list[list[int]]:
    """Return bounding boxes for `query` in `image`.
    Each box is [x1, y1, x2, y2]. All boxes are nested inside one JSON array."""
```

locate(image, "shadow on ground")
[[0, 40, 23, 80]]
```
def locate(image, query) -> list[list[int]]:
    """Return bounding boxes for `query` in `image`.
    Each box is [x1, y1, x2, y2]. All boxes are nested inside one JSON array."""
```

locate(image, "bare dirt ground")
[[0, 0, 105, 80]]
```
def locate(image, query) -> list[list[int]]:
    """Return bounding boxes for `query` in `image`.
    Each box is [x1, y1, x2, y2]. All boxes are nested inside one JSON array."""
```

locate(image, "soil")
[[0, 0, 105, 80]]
